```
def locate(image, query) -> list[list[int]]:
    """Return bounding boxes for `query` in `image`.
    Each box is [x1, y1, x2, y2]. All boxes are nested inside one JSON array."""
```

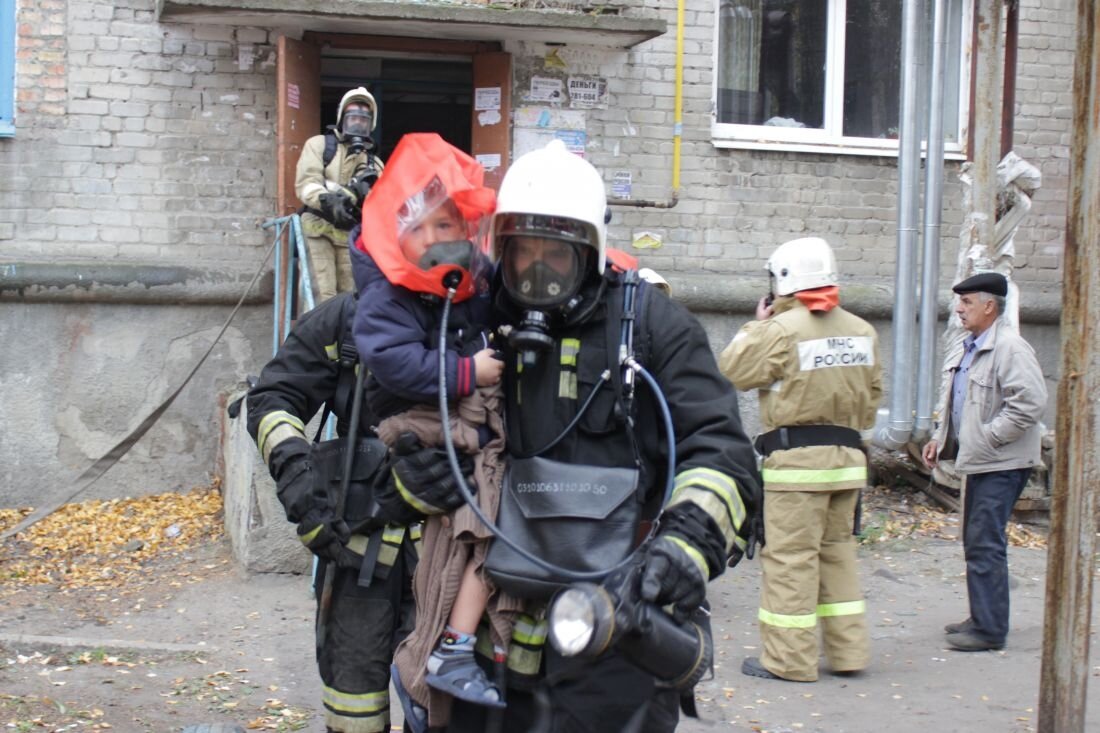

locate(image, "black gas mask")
[[341, 108, 373, 156], [418, 239, 474, 273], [500, 235, 589, 365]]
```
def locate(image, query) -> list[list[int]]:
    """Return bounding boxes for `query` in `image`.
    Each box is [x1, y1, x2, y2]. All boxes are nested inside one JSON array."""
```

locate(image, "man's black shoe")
[[741, 657, 810, 682], [945, 630, 1004, 652], [831, 668, 865, 678], [944, 618, 974, 634]]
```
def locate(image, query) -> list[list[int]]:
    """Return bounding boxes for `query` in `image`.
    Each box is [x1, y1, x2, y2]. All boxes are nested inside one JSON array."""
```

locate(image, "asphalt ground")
[[2, 490, 1098, 732]]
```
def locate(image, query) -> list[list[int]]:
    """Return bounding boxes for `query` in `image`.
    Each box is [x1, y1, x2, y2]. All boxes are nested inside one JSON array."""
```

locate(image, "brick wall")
[[571, 0, 1070, 292], [15, 0, 66, 120], [0, 0, 1073, 504], [0, 0, 1071, 288], [0, 0, 277, 264], [1010, 0, 1075, 283]]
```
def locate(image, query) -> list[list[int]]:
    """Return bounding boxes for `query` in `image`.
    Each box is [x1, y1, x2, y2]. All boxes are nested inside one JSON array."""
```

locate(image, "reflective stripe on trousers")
[[476, 612, 547, 679], [322, 684, 389, 733], [761, 465, 867, 486]]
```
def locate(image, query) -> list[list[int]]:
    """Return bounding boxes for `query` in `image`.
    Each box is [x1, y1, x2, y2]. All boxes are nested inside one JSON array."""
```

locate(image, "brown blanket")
[[378, 385, 521, 728]]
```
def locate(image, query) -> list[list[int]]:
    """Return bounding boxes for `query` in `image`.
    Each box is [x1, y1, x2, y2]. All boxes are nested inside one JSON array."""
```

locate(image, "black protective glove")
[[273, 451, 315, 524], [745, 511, 765, 560], [639, 534, 708, 625], [272, 440, 358, 567], [318, 191, 359, 230], [374, 432, 474, 525], [297, 509, 359, 568]]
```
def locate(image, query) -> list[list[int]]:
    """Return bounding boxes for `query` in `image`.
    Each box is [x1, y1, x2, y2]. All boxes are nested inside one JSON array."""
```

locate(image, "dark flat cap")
[[952, 271, 1007, 297]]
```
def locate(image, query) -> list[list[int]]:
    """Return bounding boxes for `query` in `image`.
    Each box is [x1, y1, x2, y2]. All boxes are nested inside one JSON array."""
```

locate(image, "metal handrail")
[[260, 213, 317, 356], [259, 213, 333, 592]]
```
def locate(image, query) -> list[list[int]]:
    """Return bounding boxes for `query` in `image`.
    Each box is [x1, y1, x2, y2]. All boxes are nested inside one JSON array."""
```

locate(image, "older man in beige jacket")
[[922, 271, 1047, 652]]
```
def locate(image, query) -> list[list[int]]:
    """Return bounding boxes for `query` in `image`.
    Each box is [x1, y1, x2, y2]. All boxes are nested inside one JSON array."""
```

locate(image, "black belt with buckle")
[[754, 425, 864, 456]]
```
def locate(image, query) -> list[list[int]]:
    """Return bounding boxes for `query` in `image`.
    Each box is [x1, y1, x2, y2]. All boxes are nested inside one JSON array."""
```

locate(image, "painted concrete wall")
[[0, 299, 269, 507], [0, 0, 1071, 508]]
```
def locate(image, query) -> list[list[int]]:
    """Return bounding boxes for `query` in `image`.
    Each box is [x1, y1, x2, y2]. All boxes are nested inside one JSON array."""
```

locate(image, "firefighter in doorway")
[[295, 87, 385, 303]]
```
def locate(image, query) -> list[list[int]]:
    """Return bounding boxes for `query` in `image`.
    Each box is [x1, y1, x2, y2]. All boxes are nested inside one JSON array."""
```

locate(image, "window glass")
[[842, 0, 902, 139], [717, 1, 826, 129]]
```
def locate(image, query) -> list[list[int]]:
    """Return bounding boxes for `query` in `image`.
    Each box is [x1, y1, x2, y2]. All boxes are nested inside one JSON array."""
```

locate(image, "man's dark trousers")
[[962, 468, 1031, 643]]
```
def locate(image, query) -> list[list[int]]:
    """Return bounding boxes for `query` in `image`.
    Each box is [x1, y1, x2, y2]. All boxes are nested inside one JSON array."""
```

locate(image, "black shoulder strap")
[[332, 299, 360, 424], [634, 279, 651, 365], [604, 271, 649, 465], [314, 297, 360, 442], [323, 130, 339, 168]]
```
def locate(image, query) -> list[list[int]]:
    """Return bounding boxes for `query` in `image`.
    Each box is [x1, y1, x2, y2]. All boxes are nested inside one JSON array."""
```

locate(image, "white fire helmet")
[[492, 140, 608, 274], [337, 87, 378, 133], [766, 237, 839, 296]]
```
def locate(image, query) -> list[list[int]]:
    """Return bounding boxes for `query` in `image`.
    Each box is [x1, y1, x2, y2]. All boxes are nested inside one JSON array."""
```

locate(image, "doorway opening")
[[320, 53, 473, 160], [277, 35, 510, 220]]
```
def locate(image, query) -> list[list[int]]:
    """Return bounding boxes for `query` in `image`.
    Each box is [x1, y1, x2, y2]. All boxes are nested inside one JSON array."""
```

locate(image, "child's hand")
[[474, 348, 504, 386]]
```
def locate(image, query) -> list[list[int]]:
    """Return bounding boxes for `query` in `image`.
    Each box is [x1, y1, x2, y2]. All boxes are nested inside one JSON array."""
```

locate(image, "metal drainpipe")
[[609, 0, 682, 209], [913, 0, 949, 441], [1001, 0, 1019, 159], [876, 0, 925, 450]]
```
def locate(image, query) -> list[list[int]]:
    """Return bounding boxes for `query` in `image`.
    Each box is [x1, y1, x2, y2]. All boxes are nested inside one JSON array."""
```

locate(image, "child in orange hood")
[[350, 133, 516, 729]]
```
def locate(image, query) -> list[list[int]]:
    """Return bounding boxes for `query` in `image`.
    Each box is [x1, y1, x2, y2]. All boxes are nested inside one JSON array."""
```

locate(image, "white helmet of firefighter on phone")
[[766, 237, 839, 296]]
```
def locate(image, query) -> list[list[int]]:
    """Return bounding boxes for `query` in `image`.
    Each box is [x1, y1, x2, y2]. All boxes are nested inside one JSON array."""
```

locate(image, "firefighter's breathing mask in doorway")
[[341, 107, 374, 156]]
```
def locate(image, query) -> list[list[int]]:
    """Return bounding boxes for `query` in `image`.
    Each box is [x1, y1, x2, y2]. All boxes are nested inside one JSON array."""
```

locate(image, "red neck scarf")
[[794, 285, 840, 312]]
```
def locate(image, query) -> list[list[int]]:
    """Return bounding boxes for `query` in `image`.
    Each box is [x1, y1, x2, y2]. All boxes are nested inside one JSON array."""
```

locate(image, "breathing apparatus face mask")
[[499, 231, 590, 364], [418, 240, 474, 273], [501, 234, 587, 310], [396, 179, 492, 292], [341, 108, 373, 155]]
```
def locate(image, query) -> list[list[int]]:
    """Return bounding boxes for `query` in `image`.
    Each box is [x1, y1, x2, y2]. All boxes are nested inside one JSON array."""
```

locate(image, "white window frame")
[[0, 0, 14, 137], [711, 0, 972, 159]]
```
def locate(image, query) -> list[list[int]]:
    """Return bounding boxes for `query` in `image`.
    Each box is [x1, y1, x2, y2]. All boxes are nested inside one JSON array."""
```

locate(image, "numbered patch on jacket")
[[797, 336, 875, 371]]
